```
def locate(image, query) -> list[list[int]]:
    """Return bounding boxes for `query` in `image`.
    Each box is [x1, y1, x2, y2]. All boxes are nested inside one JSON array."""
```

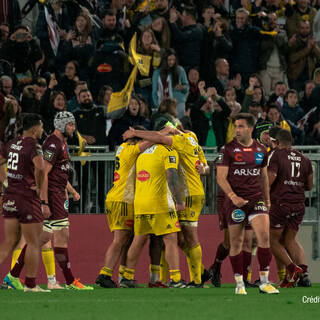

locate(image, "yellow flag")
[[76, 131, 91, 166], [129, 33, 152, 76], [107, 65, 138, 115], [136, 0, 150, 11]]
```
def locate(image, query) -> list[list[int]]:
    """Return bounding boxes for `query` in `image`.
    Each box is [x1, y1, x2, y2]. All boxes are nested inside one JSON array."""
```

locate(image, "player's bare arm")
[[33, 154, 45, 195], [67, 181, 80, 201], [0, 157, 6, 184], [138, 140, 154, 153], [267, 169, 277, 187], [39, 160, 53, 218], [166, 168, 185, 211], [123, 128, 173, 146], [260, 166, 271, 209], [196, 162, 210, 175], [217, 165, 248, 208], [305, 173, 313, 191]]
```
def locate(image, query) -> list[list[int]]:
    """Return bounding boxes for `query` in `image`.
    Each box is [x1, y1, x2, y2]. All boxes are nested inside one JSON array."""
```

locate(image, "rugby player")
[[268, 129, 313, 287], [0, 114, 50, 292], [216, 113, 278, 294], [120, 143, 185, 288], [5, 112, 92, 290], [96, 127, 153, 288], [123, 126, 209, 287]]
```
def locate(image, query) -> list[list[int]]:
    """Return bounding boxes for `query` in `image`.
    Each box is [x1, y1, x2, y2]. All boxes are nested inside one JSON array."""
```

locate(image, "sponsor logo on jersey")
[[61, 163, 70, 171], [243, 148, 252, 152], [234, 168, 261, 176], [114, 172, 120, 182], [234, 148, 241, 152], [137, 170, 150, 181], [143, 145, 157, 154], [216, 153, 223, 164], [125, 219, 134, 228], [3, 200, 18, 212], [43, 150, 54, 161], [234, 153, 244, 162], [97, 63, 112, 73], [231, 209, 245, 222], [255, 152, 264, 164], [49, 144, 56, 148], [169, 156, 176, 163], [64, 200, 69, 211], [254, 201, 267, 212], [116, 146, 123, 156], [188, 136, 197, 146]]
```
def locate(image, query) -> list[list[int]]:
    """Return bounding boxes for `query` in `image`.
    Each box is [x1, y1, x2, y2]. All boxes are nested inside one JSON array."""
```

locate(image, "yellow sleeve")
[[171, 135, 185, 152], [164, 149, 179, 170], [198, 146, 207, 165]]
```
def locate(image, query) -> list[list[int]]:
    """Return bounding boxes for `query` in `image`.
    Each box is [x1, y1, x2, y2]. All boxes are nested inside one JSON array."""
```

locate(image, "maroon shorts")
[[269, 202, 305, 231], [2, 192, 43, 224], [48, 190, 68, 220], [225, 196, 268, 226]]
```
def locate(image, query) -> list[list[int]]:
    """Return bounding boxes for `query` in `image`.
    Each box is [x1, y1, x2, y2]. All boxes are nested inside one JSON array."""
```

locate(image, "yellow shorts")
[[178, 195, 205, 222], [105, 201, 134, 232], [134, 211, 181, 236]]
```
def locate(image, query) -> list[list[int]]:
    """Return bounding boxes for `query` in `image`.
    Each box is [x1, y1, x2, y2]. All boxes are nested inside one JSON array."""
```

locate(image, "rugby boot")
[[259, 283, 279, 294], [96, 274, 117, 288], [235, 286, 247, 295], [148, 281, 169, 288], [119, 278, 138, 288], [169, 280, 186, 288], [24, 285, 51, 293], [3, 273, 24, 290], [66, 278, 94, 290]]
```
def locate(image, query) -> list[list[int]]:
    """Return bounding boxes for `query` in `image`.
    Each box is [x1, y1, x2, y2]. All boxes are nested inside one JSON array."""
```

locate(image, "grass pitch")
[[0, 284, 319, 320]]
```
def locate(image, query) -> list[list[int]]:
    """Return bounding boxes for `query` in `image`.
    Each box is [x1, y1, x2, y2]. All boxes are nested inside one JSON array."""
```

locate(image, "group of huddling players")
[[0, 110, 313, 294]]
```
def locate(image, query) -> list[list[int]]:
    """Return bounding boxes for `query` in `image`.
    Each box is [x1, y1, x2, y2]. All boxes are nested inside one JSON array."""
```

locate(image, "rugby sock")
[[169, 270, 181, 283], [277, 268, 286, 282], [149, 264, 160, 283], [257, 247, 272, 271], [242, 251, 252, 282], [229, 252, 243, 276], [247, 270, 252, 282], [182, 246, 193, 282], [42, 248, 56, 281], [25, 277, 36, 289], [11, 248, 22, 270], [11, 245, 27, 278], [234, 274, 244, 287], [54, 247, 74, 285], [160, 249, 168, 283], [118, 265, 125, 282], [123, 267, 135, 280], [212, 243, 229, 271], [100, 266, 113, 277], [189, 244, 202, 284]]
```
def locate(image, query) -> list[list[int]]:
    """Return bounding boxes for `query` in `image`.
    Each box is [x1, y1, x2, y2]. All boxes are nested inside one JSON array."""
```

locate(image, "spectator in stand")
[[242, 75, 266, 112], [186, 68, 201, 105], [285, 0, 317, 39], [0, 0, 21, 32], [0, 75, 12, 97], [201, 17, 233, 84], [0, 23, 9, 49], [265, 103, 291, 131], [148, 15, 171, 49], [207, 0, 229, 19], [201, 5, 217, 31], [107, 94, 150, 151], [268, 80, 287, 107], [287, 20, 320, 92], [313, 68, 320, 86], [300, 80, 316, 113], [97, 85, 113, 113], [169, 6, 204, 70], [229, 8, 261, 85], [67, 80, 88, 112], [151, 0, 170, 21], [257, 12, 289, 97], [152, 48, 189, 119], [56, 60, 80, 101], [135, 28, 162, 107], [191, 87, 231, 148], [1, 26, 42, 88], [136, 93, 151, 120], [61, 13, 96, 80], [0, 98, 20, 143], [281, 89, 305, 145]]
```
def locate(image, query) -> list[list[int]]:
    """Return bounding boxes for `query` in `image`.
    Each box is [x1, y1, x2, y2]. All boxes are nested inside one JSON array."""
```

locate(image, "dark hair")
[[275, 81, 285, 87], [22, 113, 42, 131], [276, 129, 293, 145], [160, 48, 179, 88], [267, 103, 280, 113], [79, 88, 90, 96], [50, 91, 66, 110], [285, 89, 298, 100], [97, 85, 113, 105], [66, 60, 79, 75], [14, 25, 29, 33], [234, 113, 256, 127], [103, 9, 116, 18], [183, 6, 197, 20], [75, 81, 87, 90], [269, 125, 282, 140]]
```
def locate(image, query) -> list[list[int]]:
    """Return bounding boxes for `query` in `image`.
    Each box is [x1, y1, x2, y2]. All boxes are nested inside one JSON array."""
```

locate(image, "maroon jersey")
[[3, 136, 42, 196], [42, 134, 70, 192], [268, 148, 313, 203], [217, 139, 268, 198]]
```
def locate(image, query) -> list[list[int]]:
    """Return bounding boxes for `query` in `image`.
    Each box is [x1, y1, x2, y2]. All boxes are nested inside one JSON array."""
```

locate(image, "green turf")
[[0, 284, 319, 320]]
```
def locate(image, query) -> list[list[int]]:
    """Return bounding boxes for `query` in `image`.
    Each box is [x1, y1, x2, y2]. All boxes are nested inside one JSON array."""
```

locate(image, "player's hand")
[[175, 202, 186, 211], [72, 191, 80, 201], [123, 128, 135, 140], [231, 195, 248, 208], [41, 204, 51, 219]]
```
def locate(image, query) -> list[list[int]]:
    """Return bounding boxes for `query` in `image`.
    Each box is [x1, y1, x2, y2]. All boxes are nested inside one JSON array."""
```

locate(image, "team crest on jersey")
[[169, 156, 176, 163], [116, 146, 123, 156], [64, 200, 69, 211], [143, 145, 157, 154], [137, 170, 150, 181], [231, 209, 245, 222], [216, 153, 223, 164], [125, 219, 134, 228], [188, 136, 197, 146], [43, 150, 54, 161], [3, 200, 17, 212], [255, 152, 264, 164], [49, 144, 56, 148], [114, 172, 120, 182]]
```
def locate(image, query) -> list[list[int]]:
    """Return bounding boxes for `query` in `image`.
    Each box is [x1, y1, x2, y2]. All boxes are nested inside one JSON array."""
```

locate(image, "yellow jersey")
[[171, 132, 206, 197], [134, 144, 179, 215], [106, 142, 140, 203]]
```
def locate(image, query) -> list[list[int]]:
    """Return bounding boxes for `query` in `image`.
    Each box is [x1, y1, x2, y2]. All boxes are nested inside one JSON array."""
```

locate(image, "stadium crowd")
[[0, 0, 317, 293]]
